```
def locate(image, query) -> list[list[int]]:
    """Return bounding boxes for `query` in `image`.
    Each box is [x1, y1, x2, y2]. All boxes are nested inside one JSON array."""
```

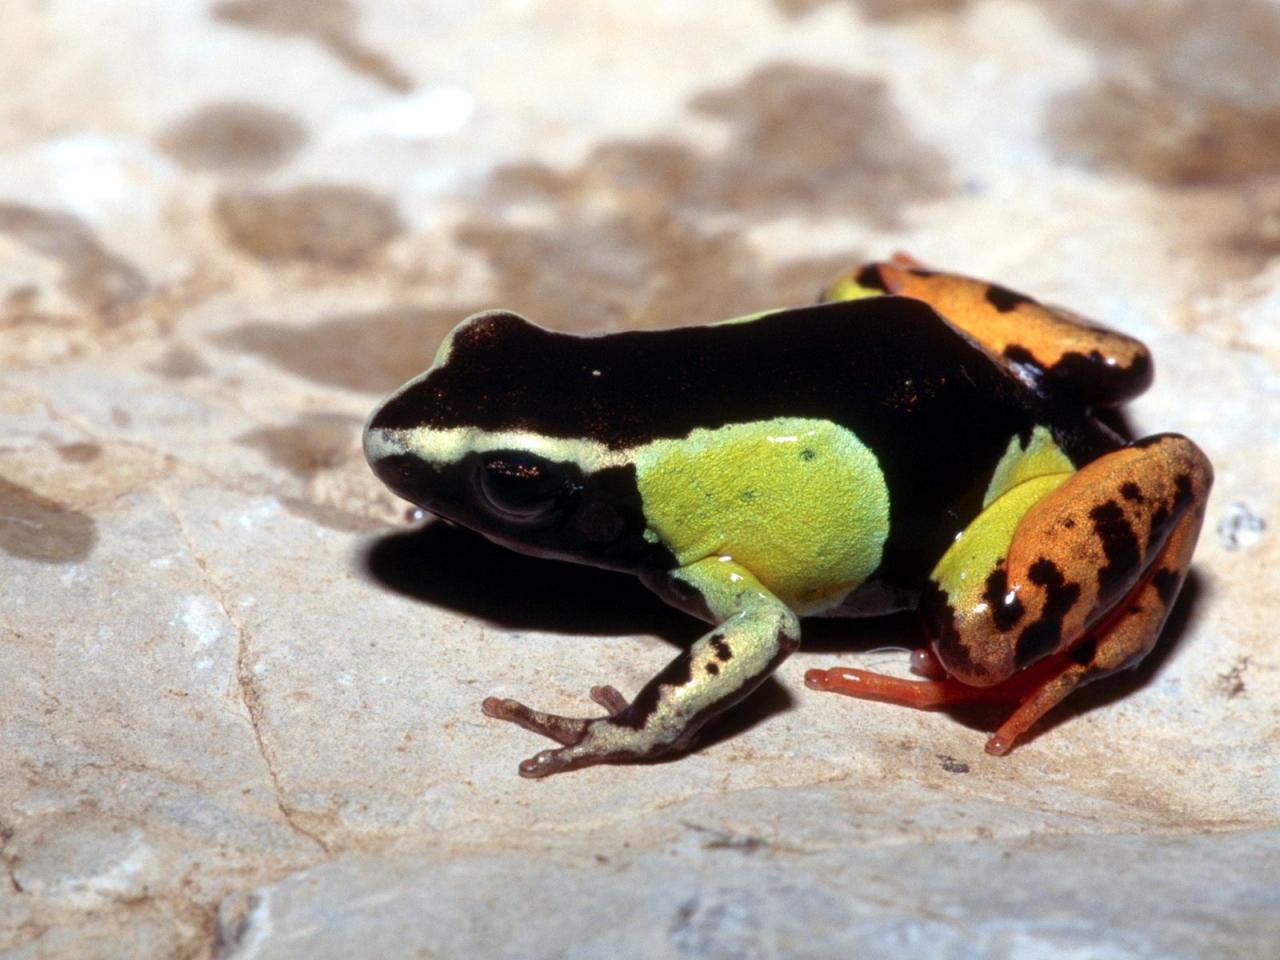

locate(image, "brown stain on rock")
[[454, 63, 948, 331], [1047, 0, 1280, 186], [0, 476, 97, 563], [775, 0, 969, 21], [213, 0, 412, 92], [1049, 82, 1280, 188], [149, 345, 212, 380], [217, 304, 465, 392], [237, 413, 362, 477], [55, 443, 102, 464], [3, 284, 39, 315], [158, 101, 308, 175], [217, 63, 948, 388], [1046, 0, 1280, 272], [0, 203, 147, 315], [687, 63, 951, 222], [214, 185, 402, 268], [457, 191, 858, 333], [1218, 184, 1280, 267]]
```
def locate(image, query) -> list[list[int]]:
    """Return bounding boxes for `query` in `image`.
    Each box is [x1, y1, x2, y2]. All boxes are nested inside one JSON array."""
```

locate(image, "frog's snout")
[[368, 449, 439, 506], [362, 423, 406, 466]]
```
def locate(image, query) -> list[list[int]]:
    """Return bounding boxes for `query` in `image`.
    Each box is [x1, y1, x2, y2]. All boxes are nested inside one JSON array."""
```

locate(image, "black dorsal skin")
[[371, 297, 1114, 591]]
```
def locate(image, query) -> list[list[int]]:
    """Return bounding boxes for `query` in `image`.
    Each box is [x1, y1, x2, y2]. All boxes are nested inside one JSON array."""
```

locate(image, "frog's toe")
[[480, 697, 590, 746], [516, 744, 595, 779], [514, 726, 647, 779], [589, 684, 629, 713]]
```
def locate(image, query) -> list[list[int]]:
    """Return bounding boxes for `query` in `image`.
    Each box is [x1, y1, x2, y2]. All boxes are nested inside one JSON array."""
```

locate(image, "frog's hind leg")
[[804, 647, 1063, 712], [822, 254, 1152, 407], [982, 487, 1207, 754], [807, 434, 1212, 754]]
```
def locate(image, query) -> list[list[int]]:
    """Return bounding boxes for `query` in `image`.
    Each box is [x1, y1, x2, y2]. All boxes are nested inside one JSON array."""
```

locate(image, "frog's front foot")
[[483, 560, 801, 778], [481, 686, 658, 778]]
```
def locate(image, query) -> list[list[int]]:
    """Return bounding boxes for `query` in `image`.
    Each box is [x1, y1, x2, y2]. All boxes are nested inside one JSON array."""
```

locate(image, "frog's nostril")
[[371, 453, 430, 498]]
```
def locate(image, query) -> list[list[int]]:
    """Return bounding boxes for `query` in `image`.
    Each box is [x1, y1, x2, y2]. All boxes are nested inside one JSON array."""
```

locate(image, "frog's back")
[[381, 297, 1099, 581], [672, 298, 1069, 581]]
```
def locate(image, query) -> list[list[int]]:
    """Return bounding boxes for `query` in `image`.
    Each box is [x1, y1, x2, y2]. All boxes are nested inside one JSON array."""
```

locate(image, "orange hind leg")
[[822, 254, 1152, 406], [806, 434, 1212, 754]]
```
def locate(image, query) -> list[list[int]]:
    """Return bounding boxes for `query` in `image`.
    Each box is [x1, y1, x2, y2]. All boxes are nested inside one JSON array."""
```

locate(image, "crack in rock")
[[1, 820, 23, 893], [158, 489, 331, 857], [234, 621, 332, 855]]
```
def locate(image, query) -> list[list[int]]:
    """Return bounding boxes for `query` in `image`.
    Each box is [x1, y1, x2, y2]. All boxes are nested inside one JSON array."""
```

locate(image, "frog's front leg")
[[482, 557, 799, 778], [807, 434, 1212, 754]]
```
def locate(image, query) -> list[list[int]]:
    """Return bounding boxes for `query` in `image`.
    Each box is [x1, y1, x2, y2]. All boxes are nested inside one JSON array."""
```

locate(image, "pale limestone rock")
[[1, 1, 1277, 958]]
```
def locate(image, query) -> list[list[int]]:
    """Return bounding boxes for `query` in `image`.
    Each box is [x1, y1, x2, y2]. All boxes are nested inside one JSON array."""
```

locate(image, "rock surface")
[[2, 2, 1277, 957]]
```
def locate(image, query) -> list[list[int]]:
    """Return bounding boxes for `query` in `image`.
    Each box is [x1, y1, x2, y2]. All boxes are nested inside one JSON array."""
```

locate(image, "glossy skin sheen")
[[364, 254, 1212, 777]]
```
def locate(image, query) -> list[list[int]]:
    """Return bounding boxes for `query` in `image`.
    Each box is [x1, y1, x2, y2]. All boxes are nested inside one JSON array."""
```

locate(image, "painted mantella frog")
[[364, 253, 1211, 778]]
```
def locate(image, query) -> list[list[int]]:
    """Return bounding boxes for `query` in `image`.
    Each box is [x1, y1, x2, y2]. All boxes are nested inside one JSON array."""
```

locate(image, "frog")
[[364, 252, 1212, 778]]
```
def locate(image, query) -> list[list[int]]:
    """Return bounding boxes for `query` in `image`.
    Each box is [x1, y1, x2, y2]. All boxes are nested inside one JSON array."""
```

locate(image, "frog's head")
[[363, 310, 668, 571]]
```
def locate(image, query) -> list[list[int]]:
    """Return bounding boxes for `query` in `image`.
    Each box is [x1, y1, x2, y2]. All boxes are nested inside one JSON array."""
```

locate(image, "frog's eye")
[[476, 452, 573, 523]]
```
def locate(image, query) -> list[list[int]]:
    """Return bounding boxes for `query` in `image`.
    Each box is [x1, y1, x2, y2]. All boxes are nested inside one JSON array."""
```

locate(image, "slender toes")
[[804, 667, 891, 695], [984, 733, 1013, 756], [517, 744, 609, 779], [803, 668, 838, 691], [480, 697, 590, 746], [481, 696, 530, 723], [481, 696, 516, 720], [589, 685, 629, 714], [517, 749, 566, 779]]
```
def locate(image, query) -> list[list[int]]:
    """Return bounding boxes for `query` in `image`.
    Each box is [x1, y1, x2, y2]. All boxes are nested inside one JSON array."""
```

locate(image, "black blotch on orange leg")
[[1014, 558, 1081, 668], [1002, 344, 1040, 369], [1146, 504, 1171, 550], [1047, 349, 1153, 405], [1090, 500, 1141, 605], [855, 264, 888, 291], [1174, 473, 1193, 508], [1006, 570, 1205, 747], [985, 283, 1035, 313], [1069, 634, 1099, 666], [921, 581, 992, 681], [983, 567, 1025, 632], [1151, 567, 1180, 608]]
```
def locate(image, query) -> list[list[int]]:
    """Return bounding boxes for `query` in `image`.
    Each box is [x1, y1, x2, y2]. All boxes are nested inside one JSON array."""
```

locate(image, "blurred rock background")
[[1, 1, 1277, 957]]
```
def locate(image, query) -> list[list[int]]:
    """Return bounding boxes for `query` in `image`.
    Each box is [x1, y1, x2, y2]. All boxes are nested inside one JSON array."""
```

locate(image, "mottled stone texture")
[[1, 1, 1277, 958]]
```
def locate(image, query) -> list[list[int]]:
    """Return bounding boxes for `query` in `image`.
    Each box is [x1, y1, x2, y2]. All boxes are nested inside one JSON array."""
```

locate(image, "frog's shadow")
[[363, 521, 886, 749], [363, 520, 701, 639], [362, 522, 1206, 756], [366, 522, 814, 748]]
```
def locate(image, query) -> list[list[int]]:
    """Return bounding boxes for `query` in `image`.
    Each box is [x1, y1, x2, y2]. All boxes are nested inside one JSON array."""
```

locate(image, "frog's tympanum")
[[365, 253, 1211, 778]]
